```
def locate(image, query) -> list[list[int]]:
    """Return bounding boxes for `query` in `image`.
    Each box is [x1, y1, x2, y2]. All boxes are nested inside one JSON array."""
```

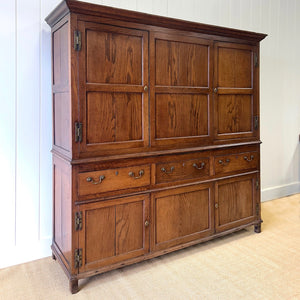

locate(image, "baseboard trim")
[[0, 237, 52, 269], [261, 182, 300, 202]]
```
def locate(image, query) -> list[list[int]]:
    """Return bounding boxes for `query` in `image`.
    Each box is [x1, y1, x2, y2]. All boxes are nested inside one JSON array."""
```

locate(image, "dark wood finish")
[[156, 157, 209, 184], [150, 32, 212, 148], [78, 21, 149, 154], [215, 174, 257, 233], [46, 1, 265, 293], [214, 42, 258, 140], [214, 151, 259, 175], [78, 164, 150, 197], [78, 195, 150, 272], [152, 184, 213, 251]]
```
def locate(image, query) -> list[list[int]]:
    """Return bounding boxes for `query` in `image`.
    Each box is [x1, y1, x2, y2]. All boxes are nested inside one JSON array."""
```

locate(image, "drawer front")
[[78, 165, 150, 196], [214, 152, 258, 175], [156, 157, 209, 184]]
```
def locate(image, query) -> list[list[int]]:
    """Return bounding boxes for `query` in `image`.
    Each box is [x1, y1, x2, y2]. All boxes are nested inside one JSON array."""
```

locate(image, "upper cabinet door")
[[78, 21, 149, 155], [214, 42, 259, 141], [150, 32, 213, 149]]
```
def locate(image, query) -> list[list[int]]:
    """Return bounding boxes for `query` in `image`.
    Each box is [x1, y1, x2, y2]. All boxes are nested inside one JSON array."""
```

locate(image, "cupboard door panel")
[[151, 33, 213, 148], [215, 174, 257, 233], [214, 42, 258, 140], [86, 30, 142, 85], [152, 184, 213, 251], [78, 22, 149, 155], [155, 39, 209, 87], [155, 94, 208, 139], [79, 195, 150, 272], [217, 95, 252, 134], [86, 92, 142, 144]]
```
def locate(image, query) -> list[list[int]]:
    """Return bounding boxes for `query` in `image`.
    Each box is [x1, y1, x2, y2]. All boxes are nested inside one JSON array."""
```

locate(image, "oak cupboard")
[[46, 0, 266, 293]]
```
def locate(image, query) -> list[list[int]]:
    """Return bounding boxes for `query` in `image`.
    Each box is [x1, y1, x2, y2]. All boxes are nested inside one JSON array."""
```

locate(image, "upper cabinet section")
[[46, 0, 266, 159]]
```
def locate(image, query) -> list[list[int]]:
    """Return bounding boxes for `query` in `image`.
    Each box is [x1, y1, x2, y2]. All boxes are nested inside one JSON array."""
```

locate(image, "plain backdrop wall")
[[1, 0, 300, 268]]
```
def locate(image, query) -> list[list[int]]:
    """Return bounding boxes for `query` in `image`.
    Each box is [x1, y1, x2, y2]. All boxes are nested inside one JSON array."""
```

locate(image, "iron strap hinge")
[[254, 53, 259, 67], [74, 248, 83, 268], [74, 30, 82, 51], [75, 122, 83, 143], [75, 211, 83, 231]]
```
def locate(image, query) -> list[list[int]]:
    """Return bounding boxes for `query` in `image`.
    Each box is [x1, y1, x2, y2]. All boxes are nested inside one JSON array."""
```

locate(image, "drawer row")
[[77, 150, 259, 198]]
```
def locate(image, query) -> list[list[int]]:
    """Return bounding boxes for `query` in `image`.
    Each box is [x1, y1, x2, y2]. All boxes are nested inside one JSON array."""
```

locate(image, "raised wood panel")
[[53, 21, 69, 88], [53, 92, 71, 151], [79, 195, 150, 272], [86, 92, 143, 144], [152, 184, 213, 251], [79, 21, 149, 154], [85, 206, 115, 263], [116, 201, 144, 255], [215, 175, 256, 232], [86, 30, 142, 84], [53, 156, 72, 268], [217, 46, 252, 88], [217, 95, 252, 134], [155, 39, 209, 87], [155, 94, 209, 139]]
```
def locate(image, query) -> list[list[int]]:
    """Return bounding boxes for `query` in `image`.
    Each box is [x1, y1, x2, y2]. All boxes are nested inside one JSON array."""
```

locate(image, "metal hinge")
[[74, 248, 82, 268], [75, 212, 83, 231], [75, 122, 83, 143], [254, 116, 259, 130], [74, 30, 81, 51], [254, 53, 259, 67], [255, 203, 260, 216], [256, 178, 260, 190]]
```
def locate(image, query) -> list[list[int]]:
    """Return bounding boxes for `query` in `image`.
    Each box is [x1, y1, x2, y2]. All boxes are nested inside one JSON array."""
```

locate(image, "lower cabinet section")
[[77, 194, 150, 273], [151, 183, 214, 251], [215, 174, 258, 233]]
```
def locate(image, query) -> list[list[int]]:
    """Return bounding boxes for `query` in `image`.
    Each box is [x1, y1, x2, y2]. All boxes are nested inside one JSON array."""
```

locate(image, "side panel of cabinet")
[[150, 32, 213, 148], [52, 18, 72, 158], [151, 184, 214, 251], [215, 174, 258, 233], [77, 21, 149, 155], [53, 155, 72, 272], [78, 194, 150, 273], [214, 42, 259, 141]]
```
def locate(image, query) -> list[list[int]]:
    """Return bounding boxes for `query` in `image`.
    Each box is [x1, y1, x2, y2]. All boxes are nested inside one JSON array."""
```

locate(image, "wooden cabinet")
[[46, 0, 266, 294]]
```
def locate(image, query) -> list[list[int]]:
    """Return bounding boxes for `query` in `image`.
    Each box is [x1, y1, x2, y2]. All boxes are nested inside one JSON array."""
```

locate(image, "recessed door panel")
[[78, 22, 149, 155], [79, 195, 150, 272], [214, 42, 258, 140], [152, 184, 214, 251], [150, 32, 213, 148]]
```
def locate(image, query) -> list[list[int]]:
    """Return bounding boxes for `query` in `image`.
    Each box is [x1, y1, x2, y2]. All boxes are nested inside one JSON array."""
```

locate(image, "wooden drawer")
[[214, 152, 258, 175], [78, 165, 150, 196], [156, 157, 209, 184]]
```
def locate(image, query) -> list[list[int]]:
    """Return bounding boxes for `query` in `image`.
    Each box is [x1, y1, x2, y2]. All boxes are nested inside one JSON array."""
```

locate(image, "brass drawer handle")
[[144, 220, 150, 227], [218, 159, 230, 166], [161, 166, 174, 174], [129, 169, 144, 179], [86, 175, 105, 185], [244, 155, 254, 162], [193, 162, 205, 170]]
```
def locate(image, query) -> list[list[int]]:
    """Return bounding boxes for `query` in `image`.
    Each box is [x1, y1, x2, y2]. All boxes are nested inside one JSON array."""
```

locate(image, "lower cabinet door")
[[215, 174, 258, 233], [78, 194, 150, 273], [151, 183, 214, 251]]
